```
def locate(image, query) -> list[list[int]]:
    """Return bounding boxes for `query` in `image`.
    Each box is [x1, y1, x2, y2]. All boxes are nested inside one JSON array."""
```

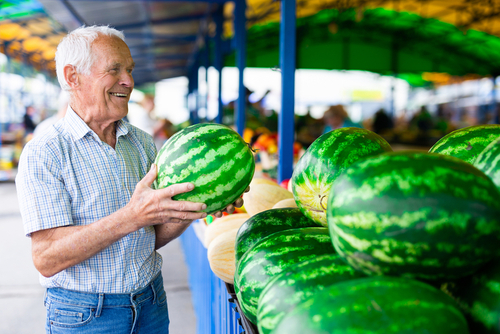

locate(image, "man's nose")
[[120, 71, 134, 87]]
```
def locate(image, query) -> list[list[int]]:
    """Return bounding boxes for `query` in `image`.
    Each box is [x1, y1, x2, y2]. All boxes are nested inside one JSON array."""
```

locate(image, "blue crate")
[[180, 224, 244, 334]]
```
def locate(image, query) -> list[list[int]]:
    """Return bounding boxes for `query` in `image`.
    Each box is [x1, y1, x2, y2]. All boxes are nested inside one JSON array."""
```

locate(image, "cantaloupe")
[[272, 198, 298, 209], [207, 229, 239, 284], [204, 213, 250, 247], [242, 184, 294, 216]]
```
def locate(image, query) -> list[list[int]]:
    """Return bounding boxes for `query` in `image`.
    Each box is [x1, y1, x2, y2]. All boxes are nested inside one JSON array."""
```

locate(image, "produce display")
[[291, 127, 392, 227], [328, 151, 500, 280], [429, 124, 500, 164], [191, 125, 500, 334], [272, 276, 469, 334], [154, 123, 255, 213], [234, 208, 320, 263], [474, 136, 500, 192], [257, 253, 364, 334], [234, 227, 335, 324]]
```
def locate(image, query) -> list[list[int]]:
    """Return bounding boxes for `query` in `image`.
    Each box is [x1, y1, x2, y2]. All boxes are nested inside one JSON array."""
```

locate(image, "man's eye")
[[127, 69, 133, 74]]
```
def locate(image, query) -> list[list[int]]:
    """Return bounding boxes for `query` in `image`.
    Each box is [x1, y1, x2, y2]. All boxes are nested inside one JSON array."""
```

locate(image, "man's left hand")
[[212, 186, 250, 218]]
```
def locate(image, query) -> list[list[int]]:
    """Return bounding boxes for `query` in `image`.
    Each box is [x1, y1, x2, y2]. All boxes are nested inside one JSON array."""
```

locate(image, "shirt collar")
[[64, 105, 129, 142]]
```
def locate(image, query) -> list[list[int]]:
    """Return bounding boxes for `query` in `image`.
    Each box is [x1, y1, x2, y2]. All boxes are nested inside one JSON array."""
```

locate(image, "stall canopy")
[[224, 1, 500, 77], [0, 0, 67, 75], [3, 0, 500, 85]]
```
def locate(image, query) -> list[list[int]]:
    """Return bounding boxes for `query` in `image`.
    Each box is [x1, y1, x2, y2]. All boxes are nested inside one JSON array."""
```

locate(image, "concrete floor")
[[0, 181, 196, 334]]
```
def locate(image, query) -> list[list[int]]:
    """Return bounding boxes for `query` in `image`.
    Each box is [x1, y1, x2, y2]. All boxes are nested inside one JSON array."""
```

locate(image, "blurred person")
[[372, 108, 394, 134], [15, 25, 243, 334], [33, 91, 70, 138], [322, 104, 361, 134], [128, 94, 173, 150], [23, 105, 38, 134]]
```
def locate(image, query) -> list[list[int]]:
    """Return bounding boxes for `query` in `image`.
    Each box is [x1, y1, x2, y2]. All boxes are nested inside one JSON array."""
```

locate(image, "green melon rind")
[[234, 208, 320, 264], [429, 124, 500, 165], [154, 123, 255, 213], [442, 259, 500, 334], [474, 136, 500, 193], [272, 276, 469, 334], [234, 227, 335, 325], [257, 253, 364, 334], [328, 151, 500, 280], [291, 127, 392, 227]]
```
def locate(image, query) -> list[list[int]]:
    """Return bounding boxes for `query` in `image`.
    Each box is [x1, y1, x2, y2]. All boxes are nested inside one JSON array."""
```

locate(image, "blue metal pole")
[[234, 0, 247, 136], [214, 4, 224, 124], [278, 0, 296, 183]]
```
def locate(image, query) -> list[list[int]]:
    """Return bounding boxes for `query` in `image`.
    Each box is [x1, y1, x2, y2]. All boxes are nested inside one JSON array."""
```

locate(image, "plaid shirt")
[[16, 106, 162, 293]]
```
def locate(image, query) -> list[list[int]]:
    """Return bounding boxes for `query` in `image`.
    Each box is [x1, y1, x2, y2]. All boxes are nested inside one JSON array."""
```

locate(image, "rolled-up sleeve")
[[16, 142, 73, 237]]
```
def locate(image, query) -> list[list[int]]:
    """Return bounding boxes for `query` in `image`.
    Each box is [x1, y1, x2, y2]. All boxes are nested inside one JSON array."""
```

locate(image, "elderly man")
[[16, 25, 240, 334]]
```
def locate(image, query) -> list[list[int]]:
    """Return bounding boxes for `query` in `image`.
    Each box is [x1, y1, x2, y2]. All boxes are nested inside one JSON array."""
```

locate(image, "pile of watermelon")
[[154, 123, 500, 333], [229, 125, 500, 334]]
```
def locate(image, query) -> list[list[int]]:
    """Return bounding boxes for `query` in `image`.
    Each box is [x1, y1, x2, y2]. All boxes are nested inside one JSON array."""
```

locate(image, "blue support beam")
[[214, 4, 224, 124], [278, 0, 296, 183], [234, 0, 247, 136]]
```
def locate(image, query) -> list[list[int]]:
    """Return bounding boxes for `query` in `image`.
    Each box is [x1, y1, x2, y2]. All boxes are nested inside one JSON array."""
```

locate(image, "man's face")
[[77, 35, 135, 121]]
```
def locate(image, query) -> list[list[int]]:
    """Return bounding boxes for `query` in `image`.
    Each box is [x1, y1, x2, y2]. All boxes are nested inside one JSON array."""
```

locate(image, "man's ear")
[[63, 65, 79, 89]]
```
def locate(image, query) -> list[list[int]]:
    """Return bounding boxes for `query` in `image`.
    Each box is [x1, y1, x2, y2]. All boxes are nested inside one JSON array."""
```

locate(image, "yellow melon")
[[207, 229, 239, 284], [250, 177, 278, 188], [204, 213, 250, 247], [242, 183, 294, 216], [272, 198, 298, 209]]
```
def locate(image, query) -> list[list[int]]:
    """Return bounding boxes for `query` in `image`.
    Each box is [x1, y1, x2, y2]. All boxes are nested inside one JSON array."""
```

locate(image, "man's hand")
[[211, 186, 250, 218], [126, 164, 207, 227]]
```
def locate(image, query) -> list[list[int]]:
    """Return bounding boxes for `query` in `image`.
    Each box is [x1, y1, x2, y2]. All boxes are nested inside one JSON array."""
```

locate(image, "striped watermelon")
[[291, 128, 392, 227], [234, 208, 320, 263], [257, 253, 364, 334], [328, 151, 500, 280], [474, 136, 500, 192], [429, 124, 500, 164], [154, 123, 254, 214], [441, 259, 500, 334], [234, 227, 335, 324], [272, 276, 469, 334]]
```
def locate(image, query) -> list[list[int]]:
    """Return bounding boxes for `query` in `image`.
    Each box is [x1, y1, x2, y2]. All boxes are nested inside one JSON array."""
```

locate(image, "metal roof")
[[37, 0, 224, 86], [4, 0, 500, 87]]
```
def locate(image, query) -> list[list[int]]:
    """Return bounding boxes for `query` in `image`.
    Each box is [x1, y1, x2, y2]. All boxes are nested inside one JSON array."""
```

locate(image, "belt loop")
[[151, 280, 157, 305], [95, 293, 104, 317]]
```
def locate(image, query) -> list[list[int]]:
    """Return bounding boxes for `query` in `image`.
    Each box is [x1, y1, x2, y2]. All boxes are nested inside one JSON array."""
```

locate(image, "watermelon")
[[234, 208, 320, 263], [154, 123, 255, 213], [257, 253, 364, 334], [474, 136, 500, 192], [234, 227, 335, 324], [328, 151, 500, 280], [429, 124, 500, 164], [291, 127, 392, 227], [272, 276, 469, 334], [441, 260, 500, 334]]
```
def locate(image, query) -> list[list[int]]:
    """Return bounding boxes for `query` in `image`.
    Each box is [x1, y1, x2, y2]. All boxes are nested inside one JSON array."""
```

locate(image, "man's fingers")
[[225, 204, 235, 214], [163, 199, 207, 212], [162, 210, 206, 221], [234, 197, 244, 208], [159, 182, 195, 198], [140, 164, 158, 187]]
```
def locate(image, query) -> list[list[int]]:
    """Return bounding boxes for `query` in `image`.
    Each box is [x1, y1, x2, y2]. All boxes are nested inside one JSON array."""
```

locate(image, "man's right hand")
[[126, 164, 207, 228]]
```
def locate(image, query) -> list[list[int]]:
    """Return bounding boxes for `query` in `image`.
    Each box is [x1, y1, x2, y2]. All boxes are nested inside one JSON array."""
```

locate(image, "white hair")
[[55, 25, 125, 91]]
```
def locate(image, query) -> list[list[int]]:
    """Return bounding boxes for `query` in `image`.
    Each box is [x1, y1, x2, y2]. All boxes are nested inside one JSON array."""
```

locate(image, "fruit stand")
[[163, 120, 500, 334]]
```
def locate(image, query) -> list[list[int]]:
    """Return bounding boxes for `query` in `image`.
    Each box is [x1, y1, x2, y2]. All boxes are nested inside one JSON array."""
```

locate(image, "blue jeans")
[[44, 272, 169, 334]]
